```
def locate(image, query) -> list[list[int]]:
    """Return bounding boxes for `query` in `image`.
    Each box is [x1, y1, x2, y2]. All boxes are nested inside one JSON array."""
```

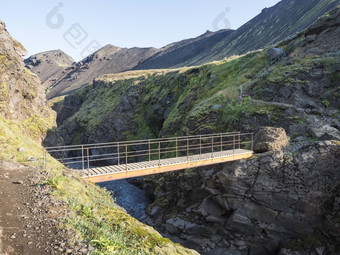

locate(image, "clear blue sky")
[[1, 0, 280, 61]]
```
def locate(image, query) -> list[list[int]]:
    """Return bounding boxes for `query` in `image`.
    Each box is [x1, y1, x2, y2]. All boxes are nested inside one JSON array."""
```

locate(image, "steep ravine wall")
[[139, 140, 340, 254]]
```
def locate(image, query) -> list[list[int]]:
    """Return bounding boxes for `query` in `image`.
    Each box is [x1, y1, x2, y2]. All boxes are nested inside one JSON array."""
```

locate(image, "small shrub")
[[322, 100, 330, 108]]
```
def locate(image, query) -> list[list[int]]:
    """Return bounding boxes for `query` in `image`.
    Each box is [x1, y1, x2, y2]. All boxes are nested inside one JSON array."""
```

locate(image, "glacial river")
[[70, 161, 150, 221], [98, 179, 150, 220]]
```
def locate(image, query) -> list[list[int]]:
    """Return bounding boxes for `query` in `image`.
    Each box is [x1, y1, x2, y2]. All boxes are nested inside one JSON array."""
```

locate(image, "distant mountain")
[[27, 0, 339, 99], [45, 45, 159, 99], [24, 50, 74, 88], [182, 0, 340, 66], [133, 29, 234, 70]]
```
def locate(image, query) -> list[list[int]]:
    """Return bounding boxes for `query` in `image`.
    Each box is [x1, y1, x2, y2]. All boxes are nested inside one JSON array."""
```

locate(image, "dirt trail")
[[0, 163, 77, 254]]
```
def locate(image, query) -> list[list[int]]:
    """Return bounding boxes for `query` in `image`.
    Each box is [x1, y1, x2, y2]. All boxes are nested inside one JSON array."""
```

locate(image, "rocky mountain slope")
[[24, 50, 74, 89], [50, 6, 340, 254], [45, 45, 160, 99], [133, 29, 234, 70], [183, 0, 340, 66], [0, 19, 197, 255]]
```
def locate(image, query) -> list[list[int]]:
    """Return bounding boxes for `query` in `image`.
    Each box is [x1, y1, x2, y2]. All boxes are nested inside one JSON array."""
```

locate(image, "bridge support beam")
[[83, 152, 253, 183]]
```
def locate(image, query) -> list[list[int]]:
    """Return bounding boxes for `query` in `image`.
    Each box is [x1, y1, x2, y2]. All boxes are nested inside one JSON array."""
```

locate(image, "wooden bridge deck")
[[81, 148, 253, 183]]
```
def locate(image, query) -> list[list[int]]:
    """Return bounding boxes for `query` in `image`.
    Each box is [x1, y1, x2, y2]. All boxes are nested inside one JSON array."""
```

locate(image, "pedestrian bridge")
[[44, 132, 253, 183]]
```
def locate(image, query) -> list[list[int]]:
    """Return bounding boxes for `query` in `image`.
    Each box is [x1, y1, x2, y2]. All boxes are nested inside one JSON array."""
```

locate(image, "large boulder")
[[254, 126, 290, 153], [266, 47, 285, 61], [307, 124, 340, 141], [198, 196, 225, 217]]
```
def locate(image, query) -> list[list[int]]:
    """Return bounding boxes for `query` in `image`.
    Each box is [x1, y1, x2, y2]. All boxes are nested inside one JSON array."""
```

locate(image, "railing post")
[[199, 135, 202, 155], [125, 144, 128, 172], [238, 133, 241, 149], [176, 138, 178, 158], [81, 145, 84, 170], [233, 135, 235, 155], [87, 148, 90, 178], [148, 140, 151, 161], [158, 141, 161, 167], [117, 142, 120, 165], [251, 133, 254, 151], [211, 137, 214, 158], [187, 138, 189, 162], [220, 134, 223, 152]]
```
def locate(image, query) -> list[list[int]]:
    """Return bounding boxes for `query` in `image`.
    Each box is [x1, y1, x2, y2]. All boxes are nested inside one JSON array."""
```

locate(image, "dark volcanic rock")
[[144, 141, 340, 255], [266, 48, 285, 61]]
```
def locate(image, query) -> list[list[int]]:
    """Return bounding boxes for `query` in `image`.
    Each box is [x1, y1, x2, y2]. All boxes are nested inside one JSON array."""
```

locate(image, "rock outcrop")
[[0, 19, 53, 121], [254, 126, 290, 153], [266, 48, 286, 61]]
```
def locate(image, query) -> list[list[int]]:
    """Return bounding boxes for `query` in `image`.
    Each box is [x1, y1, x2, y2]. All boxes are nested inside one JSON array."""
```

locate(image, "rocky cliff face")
[[0, 20, 52, 121], [0, 19, 56, 162], [24, 50, 74, 89], [141, 140, 339, 254]]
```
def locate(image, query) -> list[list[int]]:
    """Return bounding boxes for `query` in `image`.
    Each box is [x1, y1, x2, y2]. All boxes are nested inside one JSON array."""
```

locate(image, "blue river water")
[[69, 161, 150, 220], [98, 179, 150, 220]]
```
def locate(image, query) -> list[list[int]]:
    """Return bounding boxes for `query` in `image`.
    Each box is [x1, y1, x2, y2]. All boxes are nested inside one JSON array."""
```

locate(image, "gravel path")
[[0, 161, 90, 254]]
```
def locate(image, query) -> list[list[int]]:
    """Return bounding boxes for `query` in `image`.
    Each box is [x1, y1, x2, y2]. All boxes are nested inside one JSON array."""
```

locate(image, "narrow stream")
[[69, 161, 150, 221], [98, 180, 150, 220]]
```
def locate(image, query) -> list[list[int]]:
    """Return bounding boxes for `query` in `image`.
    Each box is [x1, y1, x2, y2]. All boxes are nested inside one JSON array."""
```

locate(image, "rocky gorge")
[[42, 6, 340, 255], [0, 2, 339, 255]]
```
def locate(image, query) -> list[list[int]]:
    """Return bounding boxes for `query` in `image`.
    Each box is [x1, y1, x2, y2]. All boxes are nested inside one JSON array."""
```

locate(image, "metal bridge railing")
[[44, 132, 254, 173]]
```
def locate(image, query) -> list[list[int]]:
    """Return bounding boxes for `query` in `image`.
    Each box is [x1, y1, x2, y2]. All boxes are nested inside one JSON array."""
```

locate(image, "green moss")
[[322, 100, 330, 108], [72, 132, 82, 145], [0, 113, 55, 164]]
